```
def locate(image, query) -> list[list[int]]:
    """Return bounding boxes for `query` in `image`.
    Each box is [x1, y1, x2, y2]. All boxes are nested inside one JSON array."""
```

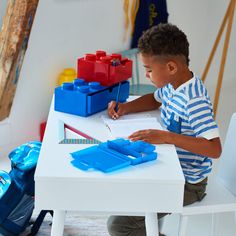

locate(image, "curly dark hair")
[[138, 23, 190, 65]]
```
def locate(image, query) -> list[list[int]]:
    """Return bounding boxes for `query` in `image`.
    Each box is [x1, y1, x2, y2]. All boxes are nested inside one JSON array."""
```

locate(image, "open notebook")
[[101, 113, 163, 138]]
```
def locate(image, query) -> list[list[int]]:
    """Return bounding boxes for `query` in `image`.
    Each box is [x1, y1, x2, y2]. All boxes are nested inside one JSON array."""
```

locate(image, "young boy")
[[107, 23, 222, 236]]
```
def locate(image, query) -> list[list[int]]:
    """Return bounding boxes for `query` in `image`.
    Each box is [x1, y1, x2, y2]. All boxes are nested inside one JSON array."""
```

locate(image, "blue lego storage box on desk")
[[70, 138, 157, 173], [54, 79, 129, 117]]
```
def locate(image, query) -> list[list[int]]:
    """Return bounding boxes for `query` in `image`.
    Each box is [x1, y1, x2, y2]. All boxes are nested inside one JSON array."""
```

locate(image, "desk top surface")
[[35, 96, 185, 184]]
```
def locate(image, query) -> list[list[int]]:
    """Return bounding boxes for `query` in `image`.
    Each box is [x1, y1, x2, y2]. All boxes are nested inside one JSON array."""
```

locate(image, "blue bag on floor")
[[0, 141, 41, 236]]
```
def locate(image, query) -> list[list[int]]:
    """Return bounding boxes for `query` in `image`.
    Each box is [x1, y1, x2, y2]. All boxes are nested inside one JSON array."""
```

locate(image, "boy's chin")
[[151, 80, 167, 88], [154, 83, 165, 88], [151, 81, 161, 88]]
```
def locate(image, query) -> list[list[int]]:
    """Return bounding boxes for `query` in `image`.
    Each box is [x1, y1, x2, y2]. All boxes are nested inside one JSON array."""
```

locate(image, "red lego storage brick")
[[77, 50, 132, 86]]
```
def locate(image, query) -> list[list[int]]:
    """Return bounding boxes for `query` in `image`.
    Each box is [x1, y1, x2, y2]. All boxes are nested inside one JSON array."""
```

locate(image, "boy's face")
[[140, 53, 175, 88]]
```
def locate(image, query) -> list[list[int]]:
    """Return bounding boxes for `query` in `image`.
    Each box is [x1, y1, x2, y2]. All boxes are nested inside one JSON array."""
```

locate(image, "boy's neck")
[[171, 65, 193, 90]]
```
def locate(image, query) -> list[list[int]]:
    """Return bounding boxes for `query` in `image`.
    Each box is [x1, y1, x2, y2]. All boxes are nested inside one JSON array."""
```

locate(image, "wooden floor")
[[20, 211, 236, 236]]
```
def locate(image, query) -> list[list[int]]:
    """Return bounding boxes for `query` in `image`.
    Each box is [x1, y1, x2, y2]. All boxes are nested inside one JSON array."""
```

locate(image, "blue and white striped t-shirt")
[[154, 75, 220, 184]]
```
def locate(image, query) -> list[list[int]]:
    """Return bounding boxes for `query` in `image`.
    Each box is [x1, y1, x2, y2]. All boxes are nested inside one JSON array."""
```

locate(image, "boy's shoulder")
[[172, 76, 208, 102], [155, 75, 211, 107]]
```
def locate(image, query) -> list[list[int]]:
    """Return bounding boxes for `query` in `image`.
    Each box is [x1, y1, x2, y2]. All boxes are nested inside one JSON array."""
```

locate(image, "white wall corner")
[[0, 118, 11, 146]]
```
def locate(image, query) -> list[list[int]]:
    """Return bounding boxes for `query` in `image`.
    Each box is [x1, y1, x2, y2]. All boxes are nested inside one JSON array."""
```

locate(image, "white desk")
[[35, 97, 185, 236]]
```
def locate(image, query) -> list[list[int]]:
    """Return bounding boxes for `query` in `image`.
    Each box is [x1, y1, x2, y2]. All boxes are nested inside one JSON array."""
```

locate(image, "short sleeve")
[[154, 88, 163, 103], [186, 96, 220, 140]]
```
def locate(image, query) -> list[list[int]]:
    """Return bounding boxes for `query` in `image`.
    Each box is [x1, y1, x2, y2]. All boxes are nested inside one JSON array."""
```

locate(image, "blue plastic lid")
[[0, 171, 11, 199], [71, 138, 157, 173]]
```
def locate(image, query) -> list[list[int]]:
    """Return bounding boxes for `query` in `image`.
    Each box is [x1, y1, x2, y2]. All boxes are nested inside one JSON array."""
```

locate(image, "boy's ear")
[[166, 61, 177, 75]]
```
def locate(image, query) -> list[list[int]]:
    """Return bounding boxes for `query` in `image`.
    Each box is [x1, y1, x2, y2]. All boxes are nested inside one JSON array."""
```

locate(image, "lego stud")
[[64, 68, 76, 76], [111, 53, 122, 61], [88, 82, 101, 90], [96, 50, 106, 60], [84, 54, 96, 61], [58, 68, 76, 85], [77, 85, 90, 93], [62, 83, 74, 90], [111, 54, 121, 66], [74, 78, 85, 86], [100, 56, 112, 64]]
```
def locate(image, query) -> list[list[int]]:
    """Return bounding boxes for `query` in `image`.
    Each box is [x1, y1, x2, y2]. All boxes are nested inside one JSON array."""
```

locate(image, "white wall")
[[0, 0, 235, 156], [0, 0, 7, 28], [0, 0, 130, 156]]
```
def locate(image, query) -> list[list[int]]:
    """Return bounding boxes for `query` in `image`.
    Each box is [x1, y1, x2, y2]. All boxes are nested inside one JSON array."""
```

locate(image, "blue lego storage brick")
[[70, 138, 158, 173], [54, 79, 129, 117]]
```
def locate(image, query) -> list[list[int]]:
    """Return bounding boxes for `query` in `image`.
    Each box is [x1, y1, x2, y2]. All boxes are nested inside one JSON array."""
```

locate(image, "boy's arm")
[[166, 132, 222, 159], [108, 93, 161, 119], [129, 129, 222, 159]]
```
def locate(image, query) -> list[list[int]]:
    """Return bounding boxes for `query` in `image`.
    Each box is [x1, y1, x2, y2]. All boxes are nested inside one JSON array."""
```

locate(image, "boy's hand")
[[108, 101, 127, 119], [128, 129, 168, 144]]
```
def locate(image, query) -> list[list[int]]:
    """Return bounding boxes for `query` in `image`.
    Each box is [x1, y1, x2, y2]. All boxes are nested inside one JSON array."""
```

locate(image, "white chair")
[[178, 113, 236, 236]]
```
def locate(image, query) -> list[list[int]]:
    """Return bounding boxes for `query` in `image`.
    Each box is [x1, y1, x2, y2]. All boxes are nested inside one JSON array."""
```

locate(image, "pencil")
[[115, 82, 121, 112]]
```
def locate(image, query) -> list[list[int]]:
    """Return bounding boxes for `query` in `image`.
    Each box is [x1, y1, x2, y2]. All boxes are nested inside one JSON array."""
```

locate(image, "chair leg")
[[178, 215, 188, 236], [211, 213, 220, 236]]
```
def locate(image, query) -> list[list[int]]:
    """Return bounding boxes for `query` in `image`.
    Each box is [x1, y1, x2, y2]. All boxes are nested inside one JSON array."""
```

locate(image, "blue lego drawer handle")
[[70, 138, 158, 173]]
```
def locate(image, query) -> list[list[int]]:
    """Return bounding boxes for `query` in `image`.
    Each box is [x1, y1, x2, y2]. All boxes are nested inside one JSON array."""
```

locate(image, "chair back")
[[120, 48, 140, 86], [217, 113, 236, 196], [120, 48, 156, 95]]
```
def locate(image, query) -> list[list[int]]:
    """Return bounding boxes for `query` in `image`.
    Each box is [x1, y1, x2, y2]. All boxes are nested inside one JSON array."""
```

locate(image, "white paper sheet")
[[101, 114, 163, 138]]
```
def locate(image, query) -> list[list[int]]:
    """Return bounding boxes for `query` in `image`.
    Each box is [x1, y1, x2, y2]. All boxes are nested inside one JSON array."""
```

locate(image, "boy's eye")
[[146, 69, 152, 73]]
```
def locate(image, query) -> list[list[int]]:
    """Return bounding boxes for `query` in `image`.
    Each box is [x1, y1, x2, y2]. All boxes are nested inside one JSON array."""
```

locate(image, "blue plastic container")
[[54, 79, 130, 117], [71, 138, 157, 173]]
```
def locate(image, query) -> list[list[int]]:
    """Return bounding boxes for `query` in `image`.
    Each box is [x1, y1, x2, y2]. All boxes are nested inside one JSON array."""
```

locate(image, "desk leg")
[[145, 213, 158, 236], [51, 210, 65, 236]]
